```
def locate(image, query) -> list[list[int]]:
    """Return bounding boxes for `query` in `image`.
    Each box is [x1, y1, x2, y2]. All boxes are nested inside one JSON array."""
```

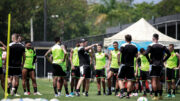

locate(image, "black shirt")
[[9, 42, 25, 67], [120, 43, 138, 66], [78, 46, 90, 66], [145, 43, 170, 66]]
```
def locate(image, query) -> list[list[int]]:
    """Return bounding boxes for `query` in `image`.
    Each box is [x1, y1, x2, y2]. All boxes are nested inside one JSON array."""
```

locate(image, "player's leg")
[[96, 78, 101, 95], [26, 78, 30, 95], [76, 66, 85, 96], [101, 78, 106, 95], [85, 78, 90, 96], [30, 70, 41, 95], [107, 70, 113, 95], [22, 68, 28, 94], [8, 76, 12, 94], [70, 70, 76, 95], [171, 69, 176, 97], [166, 68, 172, 97], [63, 77, 70, 97]]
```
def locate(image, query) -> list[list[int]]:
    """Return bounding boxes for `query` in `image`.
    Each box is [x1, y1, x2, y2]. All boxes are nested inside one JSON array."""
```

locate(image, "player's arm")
[[163, 46, 171, 62], [84, 43, 98, 51], [45, 48, 52, 63], [135, 54, 139, 77], [0, 41, 7, 51], [117, 51, 121, 66], [107, 51, 112, 69], [89, 48, 95, 65], [94, 55, 96, 70], [176, 53, 180, 68], [22, 52, 25, 67], [145, 46, 151, 63], [69, 49, 75, 70], [61, 45, 67, 62]]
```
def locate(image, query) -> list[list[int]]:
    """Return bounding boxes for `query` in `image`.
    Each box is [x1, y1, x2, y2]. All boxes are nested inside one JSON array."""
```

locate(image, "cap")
[[79, 38, 87, 43]]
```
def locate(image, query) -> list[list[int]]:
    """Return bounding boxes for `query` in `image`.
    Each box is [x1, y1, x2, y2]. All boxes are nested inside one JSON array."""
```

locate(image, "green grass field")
[[0, 78, 180, 101]]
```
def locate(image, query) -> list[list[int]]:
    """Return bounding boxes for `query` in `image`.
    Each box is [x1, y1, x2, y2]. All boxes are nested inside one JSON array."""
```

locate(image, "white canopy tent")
[[104, 18, 180, 48]]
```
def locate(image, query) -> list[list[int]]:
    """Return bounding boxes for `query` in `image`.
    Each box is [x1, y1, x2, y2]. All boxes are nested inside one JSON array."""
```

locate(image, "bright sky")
[[133, 0, 162, 4]]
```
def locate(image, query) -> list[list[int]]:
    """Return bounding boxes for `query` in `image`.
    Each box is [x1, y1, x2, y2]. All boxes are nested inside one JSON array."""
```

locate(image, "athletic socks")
[[120, 89, 124, 95], [58, 89, 61, 93], [24, 89, 26, 93], [34, 87, 37, 93], [108, 87, 111, 93], [71, 87, 73, 93], [168, 89, 171, 95], [154, 91, 158, 97], [172, 89, 175, 95], [14, 87, 18, 94], [158, 90, 163, 96], [27, 88, 30, 92], [115, 89, 119, 95], [8, 83, 12, 94], [54, 87, 58, 94], [65, 87, 69, 95]]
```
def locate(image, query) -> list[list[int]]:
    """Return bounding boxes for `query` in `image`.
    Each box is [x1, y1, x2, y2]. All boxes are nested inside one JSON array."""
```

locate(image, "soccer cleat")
[[14, 93, 20, 97], [152, 96, 159, 100], [85, 92, 88, 97], [65, 94, 71, 97], [76, 92, 80, 96], [107, 91, 112, 95], [70, 92, 75, 96], [11, 88, 15, 96], [165, 94, 172, 98], [97, 92, 101, 95], [82, 92, 86, 96], [172, 94, 175, 98], [34, 92, 42, 95], [55, 94, 58, 97], [58, 92, 61, 96], [119, 94, 124, 99], [126, 95, 130, 99], [159, 96, 163, 100], [24, 92, 28, 95], [134, 93, 138, 96], [27, 92, 31, 95]]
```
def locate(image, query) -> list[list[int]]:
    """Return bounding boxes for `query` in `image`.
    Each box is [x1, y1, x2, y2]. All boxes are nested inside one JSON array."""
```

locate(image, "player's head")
[[97, 44, 103, 52], [168, 44, 174, 52], [113, 41, 118, 50], [54, 37, 61, 44], [76, 42, 80, 47], [153, 33, 159, 42], [18, 35, 23, 42], [25, 41, 32, 49], [12, 33, 19, 42], [140, 48, 145, 54], [79, 39, 88, 47], [125, 34, 132, 42]]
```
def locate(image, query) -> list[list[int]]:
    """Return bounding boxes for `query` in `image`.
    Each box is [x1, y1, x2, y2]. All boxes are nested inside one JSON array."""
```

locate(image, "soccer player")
[[94, 44, 108, 95], [22, 41, 41, 95], [145, 34, 170, 100], [118, 34, 138, 99], [137, 48, 152, 96], [0, 41, 6, 91], [107, 41, 120, 95], [8, 33, 25, 96], [76, 39, 98, 97], [165, 44, 180, 98], [70, 42, 80, 96], [58, 44, 71, 97], [45, 37, 67, 97]]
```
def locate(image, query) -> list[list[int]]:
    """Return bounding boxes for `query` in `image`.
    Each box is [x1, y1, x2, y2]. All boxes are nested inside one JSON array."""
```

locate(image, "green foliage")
[[0, 0, 180, 42]]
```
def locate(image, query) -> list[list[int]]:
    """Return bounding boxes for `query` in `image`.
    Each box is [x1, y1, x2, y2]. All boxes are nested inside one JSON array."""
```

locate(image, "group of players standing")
[[0, 34, 42, 96], [44, 33, 180, 100], [0, 33, 180, 101]]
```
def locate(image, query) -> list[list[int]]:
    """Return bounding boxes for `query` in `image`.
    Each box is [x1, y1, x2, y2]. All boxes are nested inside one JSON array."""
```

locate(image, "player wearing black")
[[118, 34, 138, 99], [145, 34, 170, 100], [8, 33, 25, 96], [76, 39, 98, 97]]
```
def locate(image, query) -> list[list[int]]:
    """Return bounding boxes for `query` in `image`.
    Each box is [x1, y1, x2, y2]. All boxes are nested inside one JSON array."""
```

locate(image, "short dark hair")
[[113, 41, 118, 45], [169, 44, 174, 48], [153, 33, 159, 40], [125, 34, 132, 42], [54, 37, 60, 43], [25, 40, 31, 44], [97, 43, 103, 47], [140, 48, 145, 54]]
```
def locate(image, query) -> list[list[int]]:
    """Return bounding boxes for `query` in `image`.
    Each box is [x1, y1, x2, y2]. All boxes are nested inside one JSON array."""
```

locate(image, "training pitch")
[[0, 79, 180, 101]]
